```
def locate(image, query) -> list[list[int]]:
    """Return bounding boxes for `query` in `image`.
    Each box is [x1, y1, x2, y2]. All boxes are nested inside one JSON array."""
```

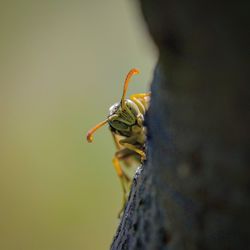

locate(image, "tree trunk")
[[111, 1, 250, 249]]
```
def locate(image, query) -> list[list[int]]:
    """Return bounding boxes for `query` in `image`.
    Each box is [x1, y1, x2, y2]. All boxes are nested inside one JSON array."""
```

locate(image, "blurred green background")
[[0, 0, 156, 249]]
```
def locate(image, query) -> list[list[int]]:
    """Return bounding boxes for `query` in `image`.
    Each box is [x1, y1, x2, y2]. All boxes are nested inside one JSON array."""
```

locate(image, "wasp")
[[86, 69, 150, 217]]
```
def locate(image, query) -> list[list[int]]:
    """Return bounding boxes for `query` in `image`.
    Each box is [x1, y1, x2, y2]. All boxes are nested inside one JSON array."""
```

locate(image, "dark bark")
[[111, 1, 250, 249]]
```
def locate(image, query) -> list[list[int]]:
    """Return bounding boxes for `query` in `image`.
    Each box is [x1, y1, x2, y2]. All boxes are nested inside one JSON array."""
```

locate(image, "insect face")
[[86, 68, 140, 143], [108, 99, 140, 132]]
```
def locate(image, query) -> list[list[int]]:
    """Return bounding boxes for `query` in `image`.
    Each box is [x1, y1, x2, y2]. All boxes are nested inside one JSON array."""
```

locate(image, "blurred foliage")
[[0, 0, 156, 249]]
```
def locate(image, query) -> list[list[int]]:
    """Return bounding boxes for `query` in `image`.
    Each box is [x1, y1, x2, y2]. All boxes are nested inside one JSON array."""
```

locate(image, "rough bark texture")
[[111, 1, 250, 249]]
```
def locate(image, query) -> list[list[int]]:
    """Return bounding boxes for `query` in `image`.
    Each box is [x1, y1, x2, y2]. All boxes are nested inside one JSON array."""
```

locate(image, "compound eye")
[[109, 103, 120, 115]]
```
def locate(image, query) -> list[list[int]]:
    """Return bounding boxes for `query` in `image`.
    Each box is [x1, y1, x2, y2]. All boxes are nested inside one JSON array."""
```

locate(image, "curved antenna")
[[86, 119, 109, 143], [121, 68, 140, 109]]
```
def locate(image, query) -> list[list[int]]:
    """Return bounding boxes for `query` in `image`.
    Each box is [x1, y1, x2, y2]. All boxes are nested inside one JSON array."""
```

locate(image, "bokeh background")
[[0, 1, 156, 249]]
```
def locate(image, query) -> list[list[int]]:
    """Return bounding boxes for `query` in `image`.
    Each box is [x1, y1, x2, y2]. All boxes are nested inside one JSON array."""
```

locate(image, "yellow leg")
[[111, 132, 122, 150], [119, 141, 146, 161], [112, 156, 130, 218]]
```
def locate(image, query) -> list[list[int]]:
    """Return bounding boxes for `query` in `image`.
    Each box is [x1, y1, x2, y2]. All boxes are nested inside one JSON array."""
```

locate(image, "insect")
[[86, 68, 150, 217]]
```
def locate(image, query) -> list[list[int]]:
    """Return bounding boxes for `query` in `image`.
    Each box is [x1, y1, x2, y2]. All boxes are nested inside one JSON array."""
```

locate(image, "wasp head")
[[108, 99, 140, 133], [86, 68, 139, 142]]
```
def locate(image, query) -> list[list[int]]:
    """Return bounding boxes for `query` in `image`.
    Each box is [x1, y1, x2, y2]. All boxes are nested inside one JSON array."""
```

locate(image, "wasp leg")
[[120, 143, 146, 161], [113, 147, 140, 218], [112, 155, 130, 218], [111, 131, 122, 150], [111, 132, 142, 217], [119, 137, 146, 161], [116, 147, 140, 168]]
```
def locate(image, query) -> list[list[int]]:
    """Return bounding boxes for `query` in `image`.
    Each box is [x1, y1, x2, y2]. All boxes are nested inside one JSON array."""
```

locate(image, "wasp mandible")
[[86, 69, 150, 216]]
